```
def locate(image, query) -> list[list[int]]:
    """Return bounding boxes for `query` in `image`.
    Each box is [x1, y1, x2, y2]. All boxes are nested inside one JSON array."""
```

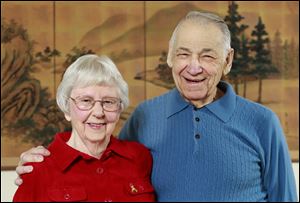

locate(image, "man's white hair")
[[167, 10, 232, 66]]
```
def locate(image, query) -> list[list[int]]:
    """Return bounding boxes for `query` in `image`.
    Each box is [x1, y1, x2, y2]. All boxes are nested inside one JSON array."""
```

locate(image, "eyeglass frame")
[[69, 96, 122, 112]]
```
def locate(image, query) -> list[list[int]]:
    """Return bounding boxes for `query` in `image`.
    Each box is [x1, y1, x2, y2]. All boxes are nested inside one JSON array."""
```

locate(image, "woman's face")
[[65, 84, 121, 144]]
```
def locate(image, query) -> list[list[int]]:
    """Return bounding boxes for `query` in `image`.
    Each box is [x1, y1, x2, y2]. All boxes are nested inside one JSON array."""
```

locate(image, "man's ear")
[[223, 48, 234, 75], [167, 46, 173, 68], [64, 113, 71, 121]]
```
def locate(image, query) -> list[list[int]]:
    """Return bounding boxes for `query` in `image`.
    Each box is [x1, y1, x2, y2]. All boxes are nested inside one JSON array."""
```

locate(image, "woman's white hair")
[[167, 10, 231, 66], [56, 54, 129, 114]]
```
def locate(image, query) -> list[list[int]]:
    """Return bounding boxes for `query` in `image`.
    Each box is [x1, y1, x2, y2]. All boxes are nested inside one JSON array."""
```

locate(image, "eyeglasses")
[[70, 97, 122, 112]]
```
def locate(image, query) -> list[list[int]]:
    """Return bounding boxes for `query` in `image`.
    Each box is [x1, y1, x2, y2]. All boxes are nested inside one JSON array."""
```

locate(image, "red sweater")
[[13, 132, 155, 202]]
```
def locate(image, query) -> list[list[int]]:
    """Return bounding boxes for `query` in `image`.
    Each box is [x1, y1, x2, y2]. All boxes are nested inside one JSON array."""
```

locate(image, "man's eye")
[[177, 53, 189, 57], [203, 55, 214, 59]]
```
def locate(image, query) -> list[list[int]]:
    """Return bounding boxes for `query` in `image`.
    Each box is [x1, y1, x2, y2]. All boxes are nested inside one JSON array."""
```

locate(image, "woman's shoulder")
[[19, 157, 52, 188], [23, 154, 53, 175], [116, 138, 150, 153], [112, 137, 152, 160], [113, 138, 153, 176]]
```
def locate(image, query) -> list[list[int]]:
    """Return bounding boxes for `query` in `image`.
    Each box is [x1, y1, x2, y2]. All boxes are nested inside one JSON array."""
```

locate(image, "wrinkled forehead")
[[175, 21, 225, 52]]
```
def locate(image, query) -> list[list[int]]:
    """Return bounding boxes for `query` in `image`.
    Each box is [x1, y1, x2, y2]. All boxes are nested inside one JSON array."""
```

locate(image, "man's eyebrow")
[[176, 47, 191, 53], [176, 47, 217, 54], [201, 48, 218, 55]]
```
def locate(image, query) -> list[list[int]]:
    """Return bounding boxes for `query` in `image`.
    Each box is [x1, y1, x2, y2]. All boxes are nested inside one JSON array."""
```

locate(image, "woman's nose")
[[92, 102, 105, 118]]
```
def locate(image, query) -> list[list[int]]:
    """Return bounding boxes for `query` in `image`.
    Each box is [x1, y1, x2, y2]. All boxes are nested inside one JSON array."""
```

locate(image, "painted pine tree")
[[250, 17, 278, 103]]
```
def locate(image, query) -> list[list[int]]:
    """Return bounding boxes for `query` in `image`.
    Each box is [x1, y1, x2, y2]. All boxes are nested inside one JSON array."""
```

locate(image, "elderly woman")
[[13, 55, 155, 202]]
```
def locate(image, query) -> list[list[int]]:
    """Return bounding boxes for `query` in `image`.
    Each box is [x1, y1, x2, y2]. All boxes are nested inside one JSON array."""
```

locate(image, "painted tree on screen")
[[250, 17, 278, 103], [224, 1, 248, 95]]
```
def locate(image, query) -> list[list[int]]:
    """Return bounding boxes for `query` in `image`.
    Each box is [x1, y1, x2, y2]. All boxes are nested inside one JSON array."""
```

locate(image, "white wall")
[[1, 170, 18, 202], [1, 163, 299, 202]]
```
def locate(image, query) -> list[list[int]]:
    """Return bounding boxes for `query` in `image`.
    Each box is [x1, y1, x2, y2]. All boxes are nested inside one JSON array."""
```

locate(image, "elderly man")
[[15, 11, 297, 202]]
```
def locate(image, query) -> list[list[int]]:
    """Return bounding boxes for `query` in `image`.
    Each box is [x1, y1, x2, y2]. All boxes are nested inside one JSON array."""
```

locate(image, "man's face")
[[170, 21, 232, 107]]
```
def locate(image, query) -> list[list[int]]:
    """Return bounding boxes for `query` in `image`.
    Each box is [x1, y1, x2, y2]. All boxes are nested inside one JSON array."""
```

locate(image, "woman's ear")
[[223, 48, 234, 75], [64, 113, 71, 121]]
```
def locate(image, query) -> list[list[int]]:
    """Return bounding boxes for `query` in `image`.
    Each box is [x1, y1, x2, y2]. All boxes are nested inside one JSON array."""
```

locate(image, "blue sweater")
[[119, 81, 297, 202]]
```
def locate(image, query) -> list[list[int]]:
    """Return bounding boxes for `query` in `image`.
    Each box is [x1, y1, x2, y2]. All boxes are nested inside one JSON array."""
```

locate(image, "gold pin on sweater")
[[130, 184, 138, 193]]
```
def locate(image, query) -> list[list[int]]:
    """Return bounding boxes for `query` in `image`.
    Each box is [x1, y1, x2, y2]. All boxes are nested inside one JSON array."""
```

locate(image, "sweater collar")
[[166, 88, 189, 118], [166, 81, 236, 122], [205, 81, 236, 123]]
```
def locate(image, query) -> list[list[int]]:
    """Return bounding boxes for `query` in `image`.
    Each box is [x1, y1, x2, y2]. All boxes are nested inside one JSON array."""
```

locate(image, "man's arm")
[[262, 112, 297, 202], [15, 146, 50, 186], [119, 104, 143, 141]]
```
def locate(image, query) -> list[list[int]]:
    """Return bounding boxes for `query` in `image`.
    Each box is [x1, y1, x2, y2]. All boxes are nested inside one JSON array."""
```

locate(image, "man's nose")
[[187, 57, 203, 75]]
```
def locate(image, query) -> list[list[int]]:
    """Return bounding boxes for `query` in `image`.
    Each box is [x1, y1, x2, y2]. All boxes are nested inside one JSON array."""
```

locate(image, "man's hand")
[[14, 146, 50, 186]]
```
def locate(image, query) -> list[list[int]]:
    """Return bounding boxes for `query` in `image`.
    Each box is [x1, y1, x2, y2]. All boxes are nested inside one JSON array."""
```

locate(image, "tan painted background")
[[1, 1, 299, 169]]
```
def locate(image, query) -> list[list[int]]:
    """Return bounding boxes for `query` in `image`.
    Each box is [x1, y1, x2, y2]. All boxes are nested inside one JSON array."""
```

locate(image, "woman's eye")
[[103, 100, 115, 105], [81, 99, 92, 103]]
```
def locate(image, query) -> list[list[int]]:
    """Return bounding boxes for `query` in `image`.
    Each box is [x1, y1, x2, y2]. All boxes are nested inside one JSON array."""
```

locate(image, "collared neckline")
[[166, 88, 190, 118], [205, 81, 236, 123], [48, 132, 134, 172], [166, 81, 236, 122]]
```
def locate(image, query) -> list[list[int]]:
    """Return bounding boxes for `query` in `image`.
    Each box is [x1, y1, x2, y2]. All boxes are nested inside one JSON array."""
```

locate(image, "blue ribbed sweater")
[[119, 81, 297, 202]]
